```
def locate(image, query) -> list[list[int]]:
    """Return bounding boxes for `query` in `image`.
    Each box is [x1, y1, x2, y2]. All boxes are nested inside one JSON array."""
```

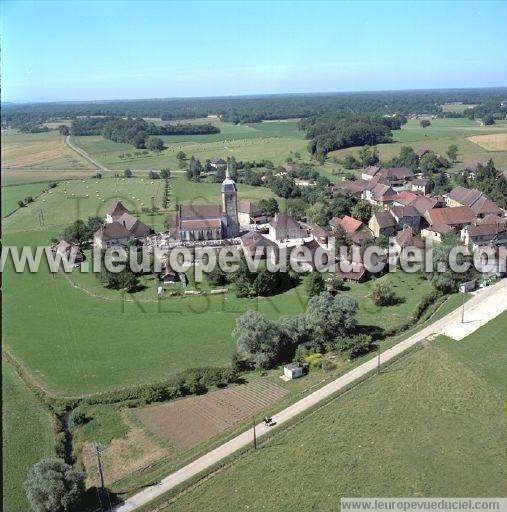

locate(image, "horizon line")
[[4, 84, 507, 106]]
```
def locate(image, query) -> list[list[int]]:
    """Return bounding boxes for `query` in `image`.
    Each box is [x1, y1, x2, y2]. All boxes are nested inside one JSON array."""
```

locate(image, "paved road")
[[112, 279, 506, 512]]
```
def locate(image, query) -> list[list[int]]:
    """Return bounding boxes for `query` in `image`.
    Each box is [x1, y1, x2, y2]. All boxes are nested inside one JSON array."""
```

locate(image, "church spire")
[[225, 159, 230, 179]]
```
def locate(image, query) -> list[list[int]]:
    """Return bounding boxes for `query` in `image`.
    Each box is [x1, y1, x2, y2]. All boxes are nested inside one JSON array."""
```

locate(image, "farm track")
[[65, 135, 104, 170]]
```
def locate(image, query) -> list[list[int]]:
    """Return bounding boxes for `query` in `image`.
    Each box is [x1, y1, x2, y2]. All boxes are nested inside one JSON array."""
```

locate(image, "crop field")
[[328, 118, 507, 171], [440, 102, 476, 113], [72, 119, 307, 170], [156, 313, 506, 512], [136, 379, 289, 450], [1, 129, 92, 170], [2, 362, 55, 512], [467, 132, 507, 151]]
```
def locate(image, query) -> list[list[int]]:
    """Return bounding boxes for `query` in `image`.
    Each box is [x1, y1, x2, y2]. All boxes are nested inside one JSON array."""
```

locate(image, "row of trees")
[[70, 117, 219, 149]]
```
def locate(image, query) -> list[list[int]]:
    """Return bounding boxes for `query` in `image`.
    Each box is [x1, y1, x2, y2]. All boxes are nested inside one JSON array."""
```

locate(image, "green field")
[[72, 119, 307, 170], [2, 362, 55, 512], [152, 312, 506, 512], [1, 182, 49, 216], [328, 117, 507, 172]]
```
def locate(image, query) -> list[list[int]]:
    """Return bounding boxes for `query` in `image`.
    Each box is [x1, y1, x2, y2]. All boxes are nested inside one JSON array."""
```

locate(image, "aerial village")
[[56, 155, 507, 286]]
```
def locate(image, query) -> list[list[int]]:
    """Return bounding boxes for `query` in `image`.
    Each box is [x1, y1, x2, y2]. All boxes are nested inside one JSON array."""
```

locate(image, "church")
[[171, 167, 240, 241]]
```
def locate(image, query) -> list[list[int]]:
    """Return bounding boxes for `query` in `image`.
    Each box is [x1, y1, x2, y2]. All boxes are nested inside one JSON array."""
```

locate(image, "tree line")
[[4, 88, 506, 127], [70, 117, 219, 148]]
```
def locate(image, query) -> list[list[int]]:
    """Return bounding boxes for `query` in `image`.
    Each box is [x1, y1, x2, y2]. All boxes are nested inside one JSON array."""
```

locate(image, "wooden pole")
[[377, 343, 381, 374], [252, 416, 257, 450]]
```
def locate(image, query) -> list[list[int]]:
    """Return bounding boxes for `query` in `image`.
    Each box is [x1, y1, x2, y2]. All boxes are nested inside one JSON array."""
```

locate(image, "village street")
[[112, 278, 507, 512]]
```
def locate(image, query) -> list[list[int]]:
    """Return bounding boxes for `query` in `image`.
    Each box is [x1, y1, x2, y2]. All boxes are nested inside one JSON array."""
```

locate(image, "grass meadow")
[[150, 312, 506, 512], [72, 119, 307, 170], [328, 117, 507, 172], [2, 362, 55, 512]]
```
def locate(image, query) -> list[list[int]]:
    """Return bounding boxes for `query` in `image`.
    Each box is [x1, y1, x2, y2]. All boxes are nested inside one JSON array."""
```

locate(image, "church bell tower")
[[221, 162, 239, 238]]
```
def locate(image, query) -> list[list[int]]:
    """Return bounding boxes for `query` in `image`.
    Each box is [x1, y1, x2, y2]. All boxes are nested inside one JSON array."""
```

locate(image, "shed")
[[459, 280, 476, 293], [283, 364, 305, 380]]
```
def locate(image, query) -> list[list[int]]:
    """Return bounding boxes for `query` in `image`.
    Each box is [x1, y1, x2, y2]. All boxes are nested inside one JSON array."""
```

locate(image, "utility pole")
[[461, 292, 465, 323], [252, 416, 257, 450], [377, 343, 381, 374], [95, 442, 106, 511]]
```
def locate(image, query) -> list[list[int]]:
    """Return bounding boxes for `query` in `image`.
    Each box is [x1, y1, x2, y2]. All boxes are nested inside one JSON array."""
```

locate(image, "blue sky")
[[1, 0, 506, 102]]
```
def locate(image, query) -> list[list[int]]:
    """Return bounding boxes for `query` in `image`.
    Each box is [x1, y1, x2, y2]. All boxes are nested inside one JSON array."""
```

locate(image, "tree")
[[397, 146, 418, 170], [252, 268, 279, 296], [18, 200, 25, 208], [420, 119, 431, 128], [205, 266, 226, 287], [123, 169, 133, 178], [447, 144, 459, 162], [306, 272, 325, 297], [257, 197, 279, 217], [358, 146, 379, 167], [176, 150, 186, 161], [58, 125, 70, 136], [305, 292, 358, 347], [146, 136, 164, 153], [24, 196, 34, 204], [342, 155, 361, 169], [332, 224, 352, 248], [306, 202, 330, 226], [60, 220, 91, 246], [233, 311, 283, 369], [483, 114, 494, 125], [371, 276, 396, 306], [160, 168, 171, 179], [148, 171, 160, 179], [351, 200, 372, 223], [419, 152, 443, 174], [330, 193, 355, 218], [24, 458, 84, 512], [335, 333, 373, 358]]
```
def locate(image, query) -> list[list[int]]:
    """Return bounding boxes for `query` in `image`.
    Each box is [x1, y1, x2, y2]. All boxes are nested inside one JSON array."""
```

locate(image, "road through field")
[[112, 279, 507, 512], [65, 135, 104, 170]]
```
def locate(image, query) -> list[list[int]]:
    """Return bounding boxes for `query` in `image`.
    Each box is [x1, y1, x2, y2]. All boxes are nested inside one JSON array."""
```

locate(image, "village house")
[[369, 211, 397, 238], [310, 224, 331, 246], [461, 222, 507, 251], [330, 215, 373, 245], [290, 238, 332, 272], [392, 225, 425, 255], [388, 204, 421, 231], [240, 231, 279, 259], [268, 212, 307, 241], [420, 223, 452, 243], [95, 201, 151, 249], [209, 157, 227, 170], [237, 201, 266, 226], [362, 183, 398, 206], [376, 167, 415, 188], [410, 178, 433, 195], [54, 240, 84, 264], [424, 206, 476, 231], [416, 148, 429, 159], [446, 186, 502, 218], [331, 179, 370, 198], [333, 261, 368, 282], [361, 165, 381, 181], [465, 160, 488, 174]]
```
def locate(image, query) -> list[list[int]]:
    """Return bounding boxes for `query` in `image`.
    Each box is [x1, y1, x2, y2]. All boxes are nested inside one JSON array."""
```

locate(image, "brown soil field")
[[2, 138, 91, 169], [467, 133, 507, 151], [136, 379, 289, 450], [82, 413, 168, 488]]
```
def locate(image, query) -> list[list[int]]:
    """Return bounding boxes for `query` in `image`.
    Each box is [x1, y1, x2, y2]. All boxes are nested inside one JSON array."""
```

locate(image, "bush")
[[304, 353, 324, 367], [68, 408, 89, 429], [24, 458, 85, 512], [371, 277, 396, 306], [49, 182, 58, 188], [18, 200, 25, 208]]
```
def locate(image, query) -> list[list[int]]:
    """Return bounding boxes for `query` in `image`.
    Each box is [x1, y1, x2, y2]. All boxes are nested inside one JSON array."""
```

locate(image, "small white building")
[[283, 364, 305, 380]]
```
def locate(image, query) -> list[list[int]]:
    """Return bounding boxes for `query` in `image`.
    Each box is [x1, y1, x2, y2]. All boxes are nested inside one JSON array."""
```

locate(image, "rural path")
[[65, 135, 187, 174], [111, 279, 507, 512], [65, 135, 106, 171]]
